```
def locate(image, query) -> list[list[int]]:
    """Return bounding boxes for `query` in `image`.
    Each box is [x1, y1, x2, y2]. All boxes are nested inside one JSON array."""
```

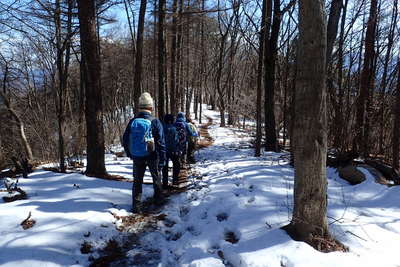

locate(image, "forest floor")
[[1, 108, 400, 267]]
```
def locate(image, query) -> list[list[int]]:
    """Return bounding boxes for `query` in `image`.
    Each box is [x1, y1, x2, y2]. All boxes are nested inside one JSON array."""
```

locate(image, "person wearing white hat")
[[123, 92, 166, 213]]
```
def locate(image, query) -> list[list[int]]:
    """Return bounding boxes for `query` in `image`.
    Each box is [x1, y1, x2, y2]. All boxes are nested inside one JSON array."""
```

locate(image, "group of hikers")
[[122, 92, 199, 213]]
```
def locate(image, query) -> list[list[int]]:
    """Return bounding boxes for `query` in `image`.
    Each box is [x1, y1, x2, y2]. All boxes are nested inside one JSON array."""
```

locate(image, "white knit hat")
[[138, 92, 154, 109]]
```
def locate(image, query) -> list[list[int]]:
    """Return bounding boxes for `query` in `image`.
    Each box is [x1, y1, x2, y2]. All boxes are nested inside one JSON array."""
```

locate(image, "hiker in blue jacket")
[[186, 117, 199, 164], [174, 112, 198, 165], [122, 92, 166, 213], [162, 114, 181, 188]]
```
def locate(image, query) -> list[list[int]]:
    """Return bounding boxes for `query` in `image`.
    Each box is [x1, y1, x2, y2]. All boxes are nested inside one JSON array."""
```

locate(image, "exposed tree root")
[[2, 187, 28, 203], [282, 224, 348, 253]]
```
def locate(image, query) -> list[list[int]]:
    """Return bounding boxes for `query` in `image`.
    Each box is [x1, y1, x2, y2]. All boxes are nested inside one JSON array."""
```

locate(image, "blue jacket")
[[123, 111, 166, 163], [175, 112, 198, 139]]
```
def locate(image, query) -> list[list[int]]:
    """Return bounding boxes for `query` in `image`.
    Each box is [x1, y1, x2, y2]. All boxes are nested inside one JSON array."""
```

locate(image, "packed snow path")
[[1, 108, 400, 267]]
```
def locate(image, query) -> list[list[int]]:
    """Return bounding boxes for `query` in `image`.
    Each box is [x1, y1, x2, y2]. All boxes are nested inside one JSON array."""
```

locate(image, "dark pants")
[[179, 143, 188, 165], [162, 153, 181, 187], [132, 157, 163, 208], [187, 139, 196, 163]]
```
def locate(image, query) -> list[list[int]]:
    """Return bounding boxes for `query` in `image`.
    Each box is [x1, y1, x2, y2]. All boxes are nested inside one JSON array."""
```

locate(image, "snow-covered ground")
[[1, 108, 400, 267]]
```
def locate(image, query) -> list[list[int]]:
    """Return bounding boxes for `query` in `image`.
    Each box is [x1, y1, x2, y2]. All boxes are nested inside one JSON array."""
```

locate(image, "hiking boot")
[[131, 201, 143, 214], [162, 184, 169, 190], [153, 194, 166, 205]]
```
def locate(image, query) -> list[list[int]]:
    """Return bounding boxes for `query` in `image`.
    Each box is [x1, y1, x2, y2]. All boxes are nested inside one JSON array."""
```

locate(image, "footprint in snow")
[[280, 256, 295, 267], [179, 205, 190, 219], [216, 212, 229, 222], [163, 218, 176, 228], [248, 184, 255, 192], [199, 211, 208, 220], [247, 196, 256, 203], [165, 230, 182, 241], [187, 225, 201, 236]]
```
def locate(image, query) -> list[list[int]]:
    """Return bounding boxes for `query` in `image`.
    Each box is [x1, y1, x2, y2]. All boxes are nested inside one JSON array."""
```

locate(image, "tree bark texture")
[[326, 0, 342, 66], [0, 91, 33, 161], [393, 59, 400, 171], [158, 0, 166, 119], [133, 0, 147, 113], [354, 0, 377, 156], [264, 0, 282, 152], [169, 0, 178, 115], [289, 0, 329, 241], [255, 0, 267, 157], [77, 0, 107, 177]]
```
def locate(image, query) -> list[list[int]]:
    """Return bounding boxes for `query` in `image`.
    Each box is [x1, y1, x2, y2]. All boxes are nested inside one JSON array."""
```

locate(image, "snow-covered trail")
[[1, 108, 400, 267], [141, 109, 400, 267]]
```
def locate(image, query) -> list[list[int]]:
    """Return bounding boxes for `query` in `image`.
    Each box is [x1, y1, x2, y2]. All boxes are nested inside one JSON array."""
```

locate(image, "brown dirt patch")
[[110, 211, 166, 232], [20, 211, 35, 230], [89, 239, 126, 267], [197, 117, 214, 149]]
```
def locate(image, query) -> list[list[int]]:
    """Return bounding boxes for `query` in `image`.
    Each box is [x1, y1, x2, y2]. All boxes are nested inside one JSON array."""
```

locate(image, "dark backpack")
[[129, 118, 154, 157], [164, 124, 179, 153], [175, 121, 187, 151]]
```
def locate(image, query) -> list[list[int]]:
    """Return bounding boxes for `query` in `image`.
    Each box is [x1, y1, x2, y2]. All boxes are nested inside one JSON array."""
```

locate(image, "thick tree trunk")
[[255, 0, 267, 157], [264, 0, 281, 152], [133, 0, 147, 113], [77, 0, 107, 177], [285, 0, 329, 243]]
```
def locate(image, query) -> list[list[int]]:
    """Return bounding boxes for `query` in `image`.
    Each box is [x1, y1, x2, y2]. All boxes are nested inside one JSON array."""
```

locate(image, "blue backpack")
[[164, 124, 179, 153], [129, 118, 154, 157]]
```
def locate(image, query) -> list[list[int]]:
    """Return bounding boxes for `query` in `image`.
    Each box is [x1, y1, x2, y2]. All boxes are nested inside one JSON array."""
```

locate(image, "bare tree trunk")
[[264, 0, 284, 152], [285, 0, 330, 244], [333, 0, 348, 150], [55, 0, 66, 172], [123, 0, 137, 108], [175, 0, 184, 112], [170, 0, 178, 115], [378, 0, 397, 154], [216, 36, 227, 127], [0, 91, 33, 161], [133, 0, 147, 113], [255, 0, 267, 157], [77, 0, 107, 177], [199, 0, 205, 124], [354, 0, 377, 156], [326, 0, 342, 66], [158, 0, 166, 118], [393, 59, 400, 171]]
